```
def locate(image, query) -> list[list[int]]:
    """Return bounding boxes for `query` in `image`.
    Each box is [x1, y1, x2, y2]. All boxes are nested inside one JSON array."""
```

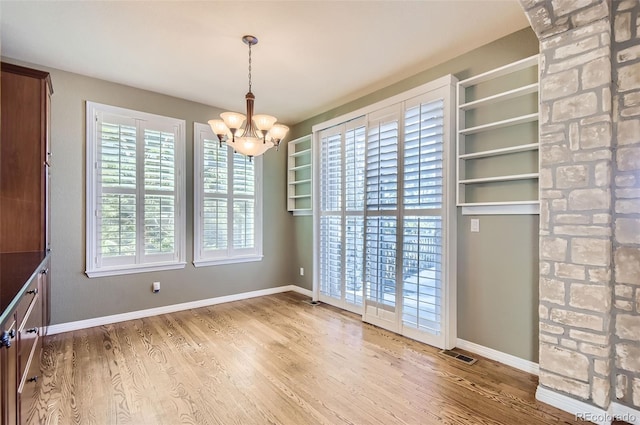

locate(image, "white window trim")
[[85, 102, 186, 278], [193, 122, 264, 267]]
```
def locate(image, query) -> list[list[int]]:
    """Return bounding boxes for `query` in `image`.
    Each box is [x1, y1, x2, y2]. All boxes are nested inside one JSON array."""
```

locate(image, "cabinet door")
[[45, 88, 52, 252], [40, 260, 51, 336], [0, 63, 52, 253], [1, 317, 18, 425]]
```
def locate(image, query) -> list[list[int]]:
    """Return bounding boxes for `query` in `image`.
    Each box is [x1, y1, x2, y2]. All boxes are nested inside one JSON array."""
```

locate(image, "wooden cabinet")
[[0, 254, 49, 425], [0, 62, 53, 424], [17, 265, 45, 425]]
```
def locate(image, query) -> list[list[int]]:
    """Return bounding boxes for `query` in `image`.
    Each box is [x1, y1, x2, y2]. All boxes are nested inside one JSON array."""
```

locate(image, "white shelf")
[[460, 201, 540, 216], [456, 54, 540, 214], [459, 55, 539, 87], [458, 83, 538, 110], [289, 148, 311, 158], [458, 143, 539, 160], [290, 178, 312, 185], [458, 200, 540, 207], [459, 173, 538, 185], [459, 113, 538, 135], [287, 135, 313, 214], [290, 163, 311, 171]]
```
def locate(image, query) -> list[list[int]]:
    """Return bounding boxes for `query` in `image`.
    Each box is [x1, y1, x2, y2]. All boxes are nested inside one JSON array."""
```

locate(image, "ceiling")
[[1, 1, 530, 125]]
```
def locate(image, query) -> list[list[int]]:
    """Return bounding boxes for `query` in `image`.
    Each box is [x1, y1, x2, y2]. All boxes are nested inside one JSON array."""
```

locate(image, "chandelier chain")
[[248, 42, 252, 93]]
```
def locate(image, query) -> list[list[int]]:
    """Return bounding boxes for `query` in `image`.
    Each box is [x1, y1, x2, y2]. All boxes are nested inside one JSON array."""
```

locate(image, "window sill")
[[86, 262, 187, 278], [193, 255, 263, 268]]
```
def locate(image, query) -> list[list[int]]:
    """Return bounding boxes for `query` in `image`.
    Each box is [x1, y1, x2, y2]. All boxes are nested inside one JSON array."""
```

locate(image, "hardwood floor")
[[28, 292, 582, 425]]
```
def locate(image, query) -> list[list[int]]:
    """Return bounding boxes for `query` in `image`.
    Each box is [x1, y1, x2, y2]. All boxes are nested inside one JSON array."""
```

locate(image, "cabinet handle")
[[27, 376, 38, 383], [26, 288, 38, 295], [1, 329, 15, 348], [26, 327, 38, 334]]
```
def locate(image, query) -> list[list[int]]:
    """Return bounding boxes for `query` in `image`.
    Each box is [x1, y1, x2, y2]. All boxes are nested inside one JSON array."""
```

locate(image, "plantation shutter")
[[96, 114, 178, 265], [344, 121, 366, 307], [232, 153, 256, 250], [401, 96, 446, 335], [193, 123, 263, 266], [319, 125, 343, 300], [97, 115, 137, 264], [403, 99, 444, 210], [90, 105, 185, 275], [366, 110, 399, 211], [314, 75, 456, 349], [364, 105, 401, 320], [202, 137, 228, 251], [143, 128, 177, 258]]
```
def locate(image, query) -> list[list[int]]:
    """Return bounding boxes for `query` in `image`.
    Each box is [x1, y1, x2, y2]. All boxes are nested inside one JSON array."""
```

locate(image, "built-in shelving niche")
[[287, 134, 312, 215], [456, 55, 540, 215]]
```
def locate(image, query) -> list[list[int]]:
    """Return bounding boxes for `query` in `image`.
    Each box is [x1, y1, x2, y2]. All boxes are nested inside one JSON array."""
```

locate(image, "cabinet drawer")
[[18, 336, 42, 425], [15, 276, 39, 326], [2, 317, 18, 425], [19, 291, 42, 382]]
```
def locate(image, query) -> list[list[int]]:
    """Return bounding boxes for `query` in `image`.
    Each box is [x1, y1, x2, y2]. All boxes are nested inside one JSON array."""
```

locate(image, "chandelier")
[[208, 35, 289, 160]]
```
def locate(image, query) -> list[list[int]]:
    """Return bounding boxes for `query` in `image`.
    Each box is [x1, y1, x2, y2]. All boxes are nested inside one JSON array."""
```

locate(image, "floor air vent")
[[302, 300, 320, 306], [440, 349, 477, 365]]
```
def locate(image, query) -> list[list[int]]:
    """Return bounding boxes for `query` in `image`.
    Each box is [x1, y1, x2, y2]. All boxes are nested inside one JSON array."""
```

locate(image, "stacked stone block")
[[521, 0, 640, 413], [612, 0, 640, 410]]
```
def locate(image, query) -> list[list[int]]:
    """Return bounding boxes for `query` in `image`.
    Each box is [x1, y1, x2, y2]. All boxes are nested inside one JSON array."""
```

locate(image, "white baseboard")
[[48, 284, 313, 335], [290, 285, 313, 297], [609, 402, 640, 425], [536, 386, 640, 425], [536, 386, 609, 425], [456, 338, 539, 375]]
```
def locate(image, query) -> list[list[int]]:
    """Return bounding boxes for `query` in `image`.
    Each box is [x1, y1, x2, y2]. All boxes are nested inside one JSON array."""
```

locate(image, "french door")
[[314, 76, 457, 350]]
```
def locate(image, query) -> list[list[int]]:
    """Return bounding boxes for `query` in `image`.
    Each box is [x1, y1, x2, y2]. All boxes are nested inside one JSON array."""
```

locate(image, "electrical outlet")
[[152, 281, 160, 293], [300, 267, 304, 276], [470, 218, 480, 233]]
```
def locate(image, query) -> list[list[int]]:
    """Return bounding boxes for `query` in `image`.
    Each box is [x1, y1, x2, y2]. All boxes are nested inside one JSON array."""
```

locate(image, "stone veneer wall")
[[520, 0, 640, 412], [612, 0, 640, 409]]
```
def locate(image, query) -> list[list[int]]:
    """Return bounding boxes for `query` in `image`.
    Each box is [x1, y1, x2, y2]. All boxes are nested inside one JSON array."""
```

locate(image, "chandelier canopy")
[[208, 35, 288, 160]]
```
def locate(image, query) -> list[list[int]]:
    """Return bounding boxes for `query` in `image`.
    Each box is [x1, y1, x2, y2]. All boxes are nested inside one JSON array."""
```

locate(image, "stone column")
[[520, 0, 640, 414], [612, 0, 640, 409]]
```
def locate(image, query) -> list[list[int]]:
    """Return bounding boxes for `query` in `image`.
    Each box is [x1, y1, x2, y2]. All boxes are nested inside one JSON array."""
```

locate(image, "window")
[[314, 75, 457, 349], [193, 123, 263, 266], [86, 102, 186, 277]]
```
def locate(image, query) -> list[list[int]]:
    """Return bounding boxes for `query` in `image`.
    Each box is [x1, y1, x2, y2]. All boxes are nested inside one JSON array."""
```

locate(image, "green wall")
[[3, 59, 296, 325], [288, 28, 541, 362]]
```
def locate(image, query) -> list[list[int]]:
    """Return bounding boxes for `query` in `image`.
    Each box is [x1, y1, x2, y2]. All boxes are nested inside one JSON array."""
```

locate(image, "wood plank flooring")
[[27, 292, 583, 424]]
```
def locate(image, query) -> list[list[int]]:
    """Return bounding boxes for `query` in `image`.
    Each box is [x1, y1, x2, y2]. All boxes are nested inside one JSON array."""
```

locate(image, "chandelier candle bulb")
[[208, 34, 288, 160]]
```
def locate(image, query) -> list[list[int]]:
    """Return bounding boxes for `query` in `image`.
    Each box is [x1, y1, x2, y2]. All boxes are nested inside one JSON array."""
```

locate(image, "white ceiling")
[[1, 1, 529, 125]]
